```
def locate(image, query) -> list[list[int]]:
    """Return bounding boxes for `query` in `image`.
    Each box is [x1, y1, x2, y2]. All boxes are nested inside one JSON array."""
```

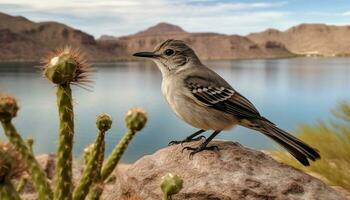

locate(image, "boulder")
[[110, 140, 346, 200]]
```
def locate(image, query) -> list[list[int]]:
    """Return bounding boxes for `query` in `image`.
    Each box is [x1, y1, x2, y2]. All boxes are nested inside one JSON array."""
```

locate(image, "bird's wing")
[[184, 75, 263, 120]]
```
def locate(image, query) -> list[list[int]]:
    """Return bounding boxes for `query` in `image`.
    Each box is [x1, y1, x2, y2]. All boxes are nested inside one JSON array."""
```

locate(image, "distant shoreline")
[[2, 54, 350, 64]]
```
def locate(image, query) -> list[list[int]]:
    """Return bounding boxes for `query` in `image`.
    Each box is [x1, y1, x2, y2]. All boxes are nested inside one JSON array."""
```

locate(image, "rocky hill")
[[0, 12, 295, 62], [2, 12, 350, 62], [0, 12, 121, 61], [248, 23, 350, 56], [100, 22, 294, 60]]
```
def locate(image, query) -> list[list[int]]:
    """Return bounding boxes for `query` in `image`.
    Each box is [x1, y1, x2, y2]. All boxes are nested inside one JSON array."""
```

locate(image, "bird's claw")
[[168, 135, 206, 146], [182, 145, 219, 159]]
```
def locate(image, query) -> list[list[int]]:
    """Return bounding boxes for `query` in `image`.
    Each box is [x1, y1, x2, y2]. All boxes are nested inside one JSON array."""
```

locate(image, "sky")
[[1, 0, 350, 38]]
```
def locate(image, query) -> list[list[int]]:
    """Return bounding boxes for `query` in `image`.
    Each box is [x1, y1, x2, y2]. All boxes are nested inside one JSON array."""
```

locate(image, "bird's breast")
[[161, 78, 237, 130]]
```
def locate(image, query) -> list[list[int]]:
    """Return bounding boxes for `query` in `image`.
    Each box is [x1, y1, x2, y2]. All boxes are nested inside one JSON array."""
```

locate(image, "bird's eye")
[[164, 49, 175, 56]]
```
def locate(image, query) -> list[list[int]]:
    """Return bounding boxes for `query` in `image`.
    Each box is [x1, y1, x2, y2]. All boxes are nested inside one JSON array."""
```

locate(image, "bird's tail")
[[241, 118, 321, 166]]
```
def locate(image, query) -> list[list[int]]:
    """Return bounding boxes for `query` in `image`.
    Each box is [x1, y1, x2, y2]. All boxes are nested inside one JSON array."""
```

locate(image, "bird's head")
[[133, 39, 201, 76]]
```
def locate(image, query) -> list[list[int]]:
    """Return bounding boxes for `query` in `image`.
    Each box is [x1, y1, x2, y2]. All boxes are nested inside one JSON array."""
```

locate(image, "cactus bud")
[[0, 94, 19, 123], [96, 113, 113, 132], [125, 108, 147, 131], [42, 47, 91, 86], [160, 173, 183, 200]]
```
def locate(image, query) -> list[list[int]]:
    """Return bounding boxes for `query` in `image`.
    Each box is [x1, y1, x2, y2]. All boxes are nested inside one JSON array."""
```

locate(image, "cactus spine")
[[101, 108, 147, 181], [73, 113, 112, 200], [0, 95, 52, 200], [43, 47, 91, 200]]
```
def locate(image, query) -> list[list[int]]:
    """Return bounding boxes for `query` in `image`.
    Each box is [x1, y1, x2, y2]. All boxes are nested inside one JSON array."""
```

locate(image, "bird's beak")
[[133, 51, 157, 58]]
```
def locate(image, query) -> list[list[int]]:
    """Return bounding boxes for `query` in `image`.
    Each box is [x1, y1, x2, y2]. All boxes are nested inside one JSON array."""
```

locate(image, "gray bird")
[[133, 39, 320, 166]]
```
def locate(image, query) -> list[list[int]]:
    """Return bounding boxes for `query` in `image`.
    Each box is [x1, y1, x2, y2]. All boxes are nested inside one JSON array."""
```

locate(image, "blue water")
[[0, 58, 349, 163]]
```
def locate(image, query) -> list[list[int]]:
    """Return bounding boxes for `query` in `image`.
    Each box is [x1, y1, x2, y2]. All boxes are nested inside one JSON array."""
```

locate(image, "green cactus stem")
[[86, 143, 105, 200], [160, 173, 183, 200], [86, 114, 113, 200], [53, 84, 75, 200], [43, 47, 91, 200], [0, 95, 52, 200], [73, 113, 112, 200], [101, 108, 147, 181]]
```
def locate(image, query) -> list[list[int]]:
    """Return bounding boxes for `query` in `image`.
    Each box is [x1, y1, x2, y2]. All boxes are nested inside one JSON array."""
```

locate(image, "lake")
[[0, 58, 349, 163]]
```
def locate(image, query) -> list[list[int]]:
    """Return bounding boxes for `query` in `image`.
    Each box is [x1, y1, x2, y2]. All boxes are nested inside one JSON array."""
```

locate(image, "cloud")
[[342, 11, 350, 16], [0, 0, 290, 37]]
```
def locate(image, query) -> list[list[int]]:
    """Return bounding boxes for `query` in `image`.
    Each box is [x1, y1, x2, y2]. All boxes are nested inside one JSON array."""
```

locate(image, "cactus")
[[101, 108, 147, 180], [43, 47, 91, 200], [73, 113, 112, 200], [86, 108, 147, 200], [87, 137, 107, 200], [0, 95, 52, 200], [0, 47, 151, 200], [160, 173, 183, 200]]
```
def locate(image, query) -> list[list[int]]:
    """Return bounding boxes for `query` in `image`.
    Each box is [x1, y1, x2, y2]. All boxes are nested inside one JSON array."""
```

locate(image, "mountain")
[[99, 22, 186, 40], [0, 12, 122, 61], [248, 24, 350, 56], [100, 22, 293, 60], [5, 12, 350, 62], [134, 22, 186, 36]]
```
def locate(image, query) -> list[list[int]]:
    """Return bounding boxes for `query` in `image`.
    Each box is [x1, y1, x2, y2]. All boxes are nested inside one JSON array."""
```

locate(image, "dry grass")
[[271, 101, 350, 190]]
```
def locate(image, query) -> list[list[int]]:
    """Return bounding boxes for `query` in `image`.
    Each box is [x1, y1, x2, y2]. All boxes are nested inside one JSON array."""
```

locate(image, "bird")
[[133, 39, 320, 166]]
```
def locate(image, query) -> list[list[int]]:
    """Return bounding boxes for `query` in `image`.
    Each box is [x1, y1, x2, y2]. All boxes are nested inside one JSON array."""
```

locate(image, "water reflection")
[[0, 57, 349, 163]]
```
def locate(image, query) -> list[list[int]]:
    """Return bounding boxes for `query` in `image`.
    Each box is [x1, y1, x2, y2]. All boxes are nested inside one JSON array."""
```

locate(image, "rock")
[[112, 140, 346, 200], [36, 153, 56, 179], [332, 187, 350, 200], [102, 164, 131, 200]]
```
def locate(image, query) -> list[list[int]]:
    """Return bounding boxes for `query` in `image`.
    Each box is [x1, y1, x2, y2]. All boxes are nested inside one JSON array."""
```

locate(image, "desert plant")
[[43, 47, 91, 200], [271, 101, 350, 190], [88, 108, 147, 200], [1, 47, 148, 200], [73, 113, 112, 200], [0, 95, 52, 200], [160, 173, 183, 200], [100, 108, 147, 181]]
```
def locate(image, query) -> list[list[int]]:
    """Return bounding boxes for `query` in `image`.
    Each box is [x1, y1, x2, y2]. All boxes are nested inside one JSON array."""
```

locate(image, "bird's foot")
[[168, 136, 206, 146], [182, 144, 219, 159]]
